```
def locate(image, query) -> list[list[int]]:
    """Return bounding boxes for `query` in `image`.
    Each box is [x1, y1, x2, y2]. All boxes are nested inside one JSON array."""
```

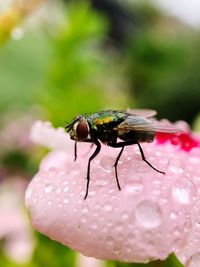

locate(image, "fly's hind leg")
[[108, 140, 165, 192], [136, 142, 165, 174]]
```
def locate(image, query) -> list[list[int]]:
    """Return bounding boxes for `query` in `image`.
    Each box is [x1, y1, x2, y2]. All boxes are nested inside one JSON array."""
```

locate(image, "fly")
[[65, 109, 179, 199]]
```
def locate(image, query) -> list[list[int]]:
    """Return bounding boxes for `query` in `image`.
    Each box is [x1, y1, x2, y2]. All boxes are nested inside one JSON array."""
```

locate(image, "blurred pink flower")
[[0, 110, 37, 155], [26, 120, 200, 265], [0, 177, 35, 263], [76, 253, 106, 267]]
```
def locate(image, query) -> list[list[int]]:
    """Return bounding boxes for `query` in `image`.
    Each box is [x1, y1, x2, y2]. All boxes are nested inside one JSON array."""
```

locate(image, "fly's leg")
[[113, 146, 125, 191], [74, 141, 77, 161], [136, 142, 165, 174], [84, 139, 101, 199], [108, 140, 165, 190]]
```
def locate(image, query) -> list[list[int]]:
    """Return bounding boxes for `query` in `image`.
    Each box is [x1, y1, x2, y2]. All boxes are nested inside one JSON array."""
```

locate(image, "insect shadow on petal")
[[65, 109, 179, 199]]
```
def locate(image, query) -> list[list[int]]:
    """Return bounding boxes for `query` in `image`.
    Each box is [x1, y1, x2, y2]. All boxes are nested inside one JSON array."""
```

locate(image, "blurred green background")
[[0, 0, 199, 266]]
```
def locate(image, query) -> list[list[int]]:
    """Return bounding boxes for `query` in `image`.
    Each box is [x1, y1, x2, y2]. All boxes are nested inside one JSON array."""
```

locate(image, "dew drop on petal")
[[99, 156, 114, 172], [106, 236, 114, 246], [95, 179, 108, 186], [63, 198, 69, 204], [80, 216, 87, 223], [63, 186, 69, 192], [114, 247, 121, 256], [135, 200, 162, 228], [25, 188, 33, 199], [168, 157, 185, 174], [56, 188, 61, 194], [44, 183, 53, 193], [122, 212, 129, 221], [125, 183, 143, 194], [171, 179, 196, 204], [88, 190, 96, 197], [170, 212, 177, 219], [186, 253, 200, 267], [82, 207, 89, 213], [91, 220, 98, 229], [47, 200, 52, 206], [104, 203, 113, 212]]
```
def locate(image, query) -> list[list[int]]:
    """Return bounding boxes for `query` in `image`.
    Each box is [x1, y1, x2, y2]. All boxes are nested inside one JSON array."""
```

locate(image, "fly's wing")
[[115, 115, 179, 133], [126, 108, 157, 118]]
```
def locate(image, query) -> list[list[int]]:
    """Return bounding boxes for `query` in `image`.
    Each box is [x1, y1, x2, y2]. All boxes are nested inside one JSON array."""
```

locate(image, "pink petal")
[[26, 121, 200, 263]]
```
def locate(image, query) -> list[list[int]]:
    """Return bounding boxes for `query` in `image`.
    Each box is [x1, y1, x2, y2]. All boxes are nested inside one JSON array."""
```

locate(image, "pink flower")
[[0, 109, 39, 155], [0, 177, 35, 263], [26, 120, 200, 265]]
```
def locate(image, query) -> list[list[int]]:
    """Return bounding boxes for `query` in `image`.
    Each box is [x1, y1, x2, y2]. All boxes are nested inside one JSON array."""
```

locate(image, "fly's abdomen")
[[119, 131, 155, 143]]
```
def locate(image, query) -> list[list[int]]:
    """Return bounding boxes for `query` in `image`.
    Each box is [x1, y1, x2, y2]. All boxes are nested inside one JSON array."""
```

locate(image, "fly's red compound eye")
[[76, 119, 89, 141]]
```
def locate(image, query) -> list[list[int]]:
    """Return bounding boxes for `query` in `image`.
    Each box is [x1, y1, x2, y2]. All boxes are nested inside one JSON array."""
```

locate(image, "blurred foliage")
[[0, 33, 50, 113], [110, 254, 183, 267], [125, 2, 200, 124], [0, 233, 76, 267], [41, 1, 128, 126]]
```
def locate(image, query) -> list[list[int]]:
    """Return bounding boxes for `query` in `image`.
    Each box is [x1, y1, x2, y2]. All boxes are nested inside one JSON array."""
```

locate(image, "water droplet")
[[44, 183, 53, 193], [115, 224, 123, 233], [99, 156, 114, 172], [125, 245, 132, 254], [88, 190, 96, 196], [63, 186, 69, 192], [186, 253, 200, 267], [170, 212, 177, 219], [125, 183, 143, 194], [95, 204, 101, 210], [127, 234, 135, 244], [168, 157, 185, 174], [91, 220, 98, 229], [47, 200, 52, 206], [11, 27, 24, 40], [56, 188, 61, 194], [122, 212, 129, 221], [25, 188, 32, 199], [114, 247, 121, 255], [106, 236, 114, 246], [135, 200, 162, 228], [104, 203, 113, 212], [81, 216, 87, 223], [171, 179, 196, 204], [63, 198, 69, 204], [95, 179, 108, 186], [81, 207, 88, 214]]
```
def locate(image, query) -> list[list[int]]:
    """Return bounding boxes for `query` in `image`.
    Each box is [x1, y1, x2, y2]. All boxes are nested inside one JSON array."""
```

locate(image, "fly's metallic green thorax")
[[85, 110, 126, 143], [65, 109, 178, 199]]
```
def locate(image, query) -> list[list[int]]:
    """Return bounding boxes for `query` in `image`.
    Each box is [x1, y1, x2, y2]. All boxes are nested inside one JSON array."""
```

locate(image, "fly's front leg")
[[74, 141, 77, 161], [84, 139, 101, 199]]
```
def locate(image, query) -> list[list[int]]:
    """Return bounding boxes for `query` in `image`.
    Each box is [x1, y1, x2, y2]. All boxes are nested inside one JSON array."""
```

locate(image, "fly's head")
[[65, 115, 90, 142]]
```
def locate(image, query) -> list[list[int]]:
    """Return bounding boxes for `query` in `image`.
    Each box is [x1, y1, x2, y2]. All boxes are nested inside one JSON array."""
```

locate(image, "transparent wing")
[[126, 108, 157, 118], [115, 116, 179, 133]]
